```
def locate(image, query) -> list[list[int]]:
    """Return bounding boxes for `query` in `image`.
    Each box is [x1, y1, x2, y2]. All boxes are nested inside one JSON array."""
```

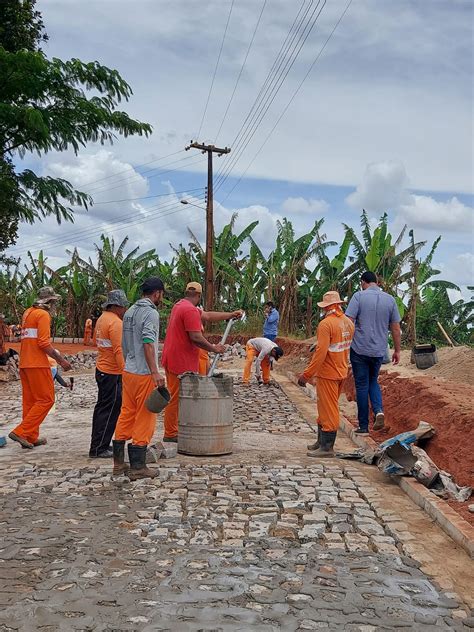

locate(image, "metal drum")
[[178, 373, 233, 456]]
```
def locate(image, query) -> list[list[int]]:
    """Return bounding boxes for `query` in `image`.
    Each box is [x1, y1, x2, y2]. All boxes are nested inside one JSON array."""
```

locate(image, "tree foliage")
[[0, 0, 152, 258], [0, 212, 471, 345]]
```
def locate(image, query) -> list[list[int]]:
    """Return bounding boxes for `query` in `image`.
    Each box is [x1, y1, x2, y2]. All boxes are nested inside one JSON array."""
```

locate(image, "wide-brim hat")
[[102, 289, 129, 309], [145, 385, 171, 413], [35, 286, 61, 305], [317, 291, 346, 308]]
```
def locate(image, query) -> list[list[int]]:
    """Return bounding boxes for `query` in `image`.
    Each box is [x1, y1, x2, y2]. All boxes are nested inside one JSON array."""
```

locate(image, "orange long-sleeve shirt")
[[303, 311, 354, 381], [95, 311, 125, 375], [19, 307, 52, 369]]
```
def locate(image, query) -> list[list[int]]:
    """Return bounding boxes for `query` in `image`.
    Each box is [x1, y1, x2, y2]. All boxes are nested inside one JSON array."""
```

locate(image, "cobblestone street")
[[0, 368, 472, 630]]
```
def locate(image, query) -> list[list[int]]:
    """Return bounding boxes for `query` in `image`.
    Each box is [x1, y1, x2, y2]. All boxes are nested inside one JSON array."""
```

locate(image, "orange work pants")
[[316, 377, 344, 432], [114, 372, 156, 446], [198, 349, 210, 376], [84, 326, 92, 346], [163, 371, 180, 439], [243, 344, 270, 384], [13, 368, 55, 444]]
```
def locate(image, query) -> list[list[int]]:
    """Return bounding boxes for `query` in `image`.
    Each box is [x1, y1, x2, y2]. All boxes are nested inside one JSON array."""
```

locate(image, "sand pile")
[[426, 345, 474, 386]]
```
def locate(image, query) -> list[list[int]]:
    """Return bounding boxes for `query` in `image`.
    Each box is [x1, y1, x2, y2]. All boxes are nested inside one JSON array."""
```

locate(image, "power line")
[[214, 0, 267, 142], [213, 0, 308, 178], [71, 149, 186, 190], [85, 155, 206, 196], [10, 195, 206, 257], [219, 0, 354, 204], [215, 0, 327, 190], [195, 0, 235, 140], [91, 187, 205, 206]]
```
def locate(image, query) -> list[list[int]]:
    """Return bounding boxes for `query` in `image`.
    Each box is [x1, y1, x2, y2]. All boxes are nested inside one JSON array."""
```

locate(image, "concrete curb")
[[283, 369, 474, 559]]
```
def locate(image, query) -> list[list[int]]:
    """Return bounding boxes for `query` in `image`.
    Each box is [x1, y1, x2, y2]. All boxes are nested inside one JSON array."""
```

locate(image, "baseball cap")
[[273, 346, 284, 361], [186, 281, 203, 293], [141, 277, 165, 293]]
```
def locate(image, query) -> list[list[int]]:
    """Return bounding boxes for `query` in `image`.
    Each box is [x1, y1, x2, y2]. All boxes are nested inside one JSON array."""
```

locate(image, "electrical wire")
[[215, 0, 327, 190], [10, 195, 206, 257], [213, 0, 308, 178], [85, 155, 206, 196], [91, 187, 204, 206], [219, 0, 354, 204], [214, 0, 267, 142], [195, 0, 235, 140]]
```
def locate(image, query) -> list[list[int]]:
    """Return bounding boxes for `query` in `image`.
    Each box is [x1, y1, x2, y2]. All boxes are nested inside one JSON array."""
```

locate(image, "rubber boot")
[[307, 425, 322, 451], [112, 440, 129, 476], [307, 430, 337, 458], [128, 444, 157, 481]]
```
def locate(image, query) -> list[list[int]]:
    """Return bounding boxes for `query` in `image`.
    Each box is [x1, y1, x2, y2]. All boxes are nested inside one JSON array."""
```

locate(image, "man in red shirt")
[[161, 282, 241, 442]]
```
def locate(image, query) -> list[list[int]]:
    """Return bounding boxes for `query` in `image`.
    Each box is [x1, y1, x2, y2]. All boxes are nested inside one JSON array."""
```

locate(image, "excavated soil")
[[8, 341, 94, 355]]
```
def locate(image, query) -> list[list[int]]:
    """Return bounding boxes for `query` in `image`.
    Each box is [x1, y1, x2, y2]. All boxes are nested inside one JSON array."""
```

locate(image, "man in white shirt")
[[242, 337, 283, 385]]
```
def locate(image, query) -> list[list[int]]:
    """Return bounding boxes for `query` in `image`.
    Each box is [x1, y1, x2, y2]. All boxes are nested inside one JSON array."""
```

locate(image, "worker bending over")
[[113, 278, 165, 480], [89, 290, 129, 459], [243, 337, 283, 386], [9, 287, 72, 449], [161, 282, 242, 442], [298, 291, 354, 457]]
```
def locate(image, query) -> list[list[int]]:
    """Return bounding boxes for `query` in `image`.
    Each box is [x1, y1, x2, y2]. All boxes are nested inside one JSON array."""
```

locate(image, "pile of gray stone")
[[215, 342, 246, 363], [0, 354, 19, 382], [63, 351, 97, 372]]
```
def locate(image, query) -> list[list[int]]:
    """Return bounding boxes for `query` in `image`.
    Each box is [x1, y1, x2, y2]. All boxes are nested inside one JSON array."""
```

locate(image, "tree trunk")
[[305, 295, 313, 337]]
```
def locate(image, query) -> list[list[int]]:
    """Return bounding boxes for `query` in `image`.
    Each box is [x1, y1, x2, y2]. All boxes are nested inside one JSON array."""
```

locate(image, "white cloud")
[[281, 197, 329, 215], [438, 252, 474, 288], [346, 161, 411, 212], [399, 195, 473, 233], [346, 160, 474, 234]]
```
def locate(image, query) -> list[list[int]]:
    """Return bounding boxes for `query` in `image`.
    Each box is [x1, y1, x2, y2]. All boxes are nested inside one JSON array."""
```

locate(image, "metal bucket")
[[178, 373, 233, 456], [413, 344, 438, 370]]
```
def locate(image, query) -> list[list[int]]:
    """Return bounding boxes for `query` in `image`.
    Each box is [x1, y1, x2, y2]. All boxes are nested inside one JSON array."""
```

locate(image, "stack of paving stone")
[[64, 351, 98, 371]]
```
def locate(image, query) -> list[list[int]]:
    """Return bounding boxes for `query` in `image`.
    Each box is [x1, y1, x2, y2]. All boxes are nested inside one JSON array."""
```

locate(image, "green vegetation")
[[0, 211, 471, 346], [0, 0, 151, 261]]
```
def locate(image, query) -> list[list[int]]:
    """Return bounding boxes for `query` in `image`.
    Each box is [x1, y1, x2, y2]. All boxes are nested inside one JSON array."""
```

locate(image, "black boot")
[[128, 444, 157, 481], [307, 425, 322, 451], [112, 440, 129, 475], [307, 430, 337, 458]]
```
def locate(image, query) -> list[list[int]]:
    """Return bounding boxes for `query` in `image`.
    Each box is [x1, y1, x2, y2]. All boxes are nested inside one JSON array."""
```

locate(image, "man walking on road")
[[345, 271, 401, 434], [298, 291, 354, 457], [161, 282, 241, 442], [243, 337, 284, 386], [9, 287, 72, 449], [113, 278, 165, 479], [89, 290, 129, 459], [263, 301, 279, 341]]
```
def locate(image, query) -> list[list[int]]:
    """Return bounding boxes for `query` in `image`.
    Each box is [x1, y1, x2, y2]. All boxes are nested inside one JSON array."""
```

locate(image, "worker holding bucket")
[[161, 282, 242, 443]]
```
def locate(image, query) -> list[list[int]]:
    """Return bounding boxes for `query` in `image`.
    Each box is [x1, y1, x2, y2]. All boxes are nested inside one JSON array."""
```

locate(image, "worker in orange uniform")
[[161, 282, 242, 442], [89, 290, 129, 459], [243, 337, 284, 386], [113, 278, 165, 480], [297, 291, 354, 458], [83, 317, 93, 346], [9, 287, 72, 449]]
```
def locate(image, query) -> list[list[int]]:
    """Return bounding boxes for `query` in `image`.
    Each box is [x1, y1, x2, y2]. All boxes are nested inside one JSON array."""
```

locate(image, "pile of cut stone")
[[0, 354, 19, 382], [63, 350, 98, 372], [216, 342, 246, 363]]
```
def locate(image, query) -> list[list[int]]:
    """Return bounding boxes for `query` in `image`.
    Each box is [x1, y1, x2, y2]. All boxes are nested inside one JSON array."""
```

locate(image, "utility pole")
[[185, 141, 231, 311]]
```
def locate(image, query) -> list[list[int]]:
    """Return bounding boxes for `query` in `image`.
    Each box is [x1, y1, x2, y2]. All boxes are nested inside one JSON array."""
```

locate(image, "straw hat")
[[317, 291, 346, 308]]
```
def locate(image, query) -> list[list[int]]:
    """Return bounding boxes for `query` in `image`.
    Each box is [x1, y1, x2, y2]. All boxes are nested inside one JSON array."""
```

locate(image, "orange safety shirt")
[[19, 307, 52, 369], [303, 311, 354, 381], [95, 311, 125, 375]]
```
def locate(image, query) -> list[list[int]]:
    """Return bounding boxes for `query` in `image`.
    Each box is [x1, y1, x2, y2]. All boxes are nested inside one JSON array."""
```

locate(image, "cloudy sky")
[[9, 0, 473, 296]]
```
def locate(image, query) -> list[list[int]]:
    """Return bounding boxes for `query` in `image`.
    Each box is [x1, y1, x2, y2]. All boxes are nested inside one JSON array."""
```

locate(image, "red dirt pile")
[[343, 370, 474, 489]]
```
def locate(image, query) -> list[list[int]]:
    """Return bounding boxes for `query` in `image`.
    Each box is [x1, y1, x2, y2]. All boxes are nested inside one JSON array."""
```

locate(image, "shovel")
[[207, 313, 245, 377]]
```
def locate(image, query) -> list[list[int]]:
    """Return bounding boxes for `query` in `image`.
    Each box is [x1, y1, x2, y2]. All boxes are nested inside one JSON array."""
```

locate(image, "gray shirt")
[[345, 286, 400, 358], [122, 298, 160, 375], [248, 337, 277, 376]]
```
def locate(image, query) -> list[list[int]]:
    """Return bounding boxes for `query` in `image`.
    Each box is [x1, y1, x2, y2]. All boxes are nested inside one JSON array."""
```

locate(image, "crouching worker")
[[297, 291, 354, 457], [113, 278, 165, 480], [243, 337, 283, 385]]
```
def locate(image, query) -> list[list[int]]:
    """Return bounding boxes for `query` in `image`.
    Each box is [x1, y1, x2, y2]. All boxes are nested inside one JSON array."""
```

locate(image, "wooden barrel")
[[178, 373, 233, 455]]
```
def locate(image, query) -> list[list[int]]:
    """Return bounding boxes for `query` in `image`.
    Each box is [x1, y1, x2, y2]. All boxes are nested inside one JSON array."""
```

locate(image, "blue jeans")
[[350, 348, 383, 431], [264, 334, 276, 341]]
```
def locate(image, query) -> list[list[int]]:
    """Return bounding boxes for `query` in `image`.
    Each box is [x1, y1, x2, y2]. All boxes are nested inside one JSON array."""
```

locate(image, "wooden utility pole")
[[185, 141, 231, 310]]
